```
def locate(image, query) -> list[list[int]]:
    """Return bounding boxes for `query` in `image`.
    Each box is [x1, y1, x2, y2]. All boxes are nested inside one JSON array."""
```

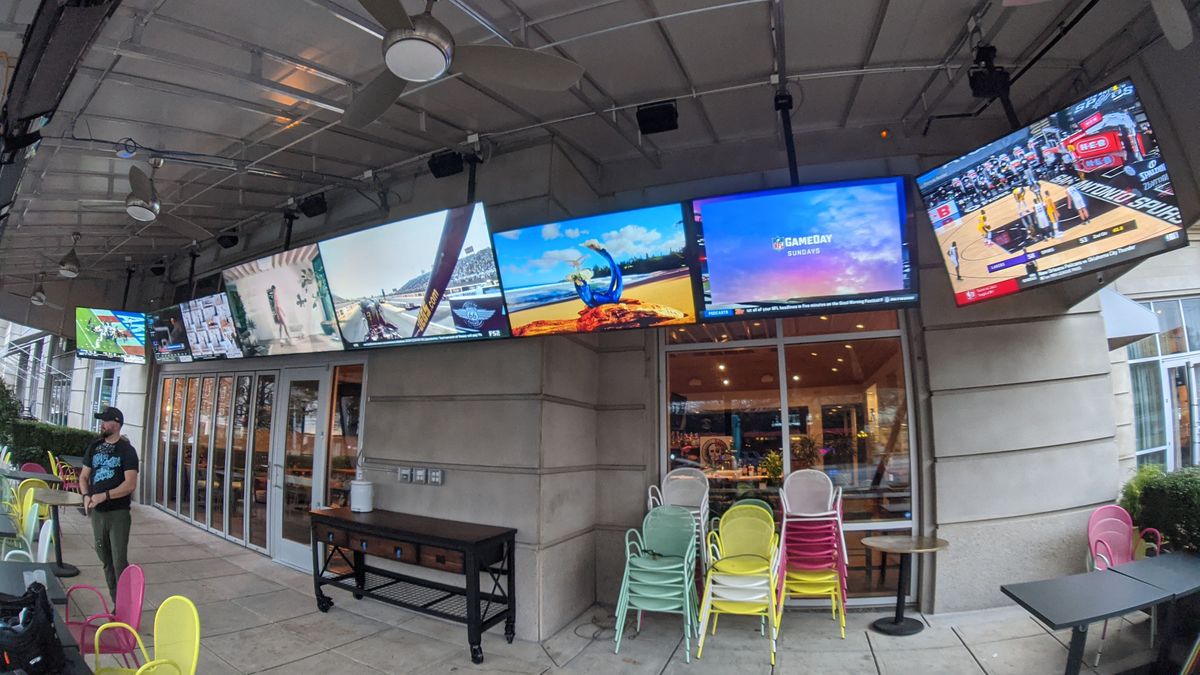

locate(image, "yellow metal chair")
[[697, 506, 783, 665], [10, 478, 50, 524], [94, 595, 200, 675]]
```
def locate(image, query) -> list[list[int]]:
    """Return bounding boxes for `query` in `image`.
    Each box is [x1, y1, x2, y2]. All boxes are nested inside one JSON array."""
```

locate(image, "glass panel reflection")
[[326, 365, 362, 508], [179, 377, 199, 517], [282, 380, 320, 545], [194, 377, 215, 526], [155, 379, 172, 506], [248, 375, 275, 549], [166, 378, 184, 512], [229, 375, 252, 541], [211, 376, 233, 532]]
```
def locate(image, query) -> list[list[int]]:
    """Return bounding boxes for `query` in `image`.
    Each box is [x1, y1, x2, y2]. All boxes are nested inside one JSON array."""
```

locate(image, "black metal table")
[[1110, 553, 1200, 671], [310, 507, 516, 664], [32, 487, 83, 577], [0, 560, 89, 671], [1002, 570, 1172, 675]]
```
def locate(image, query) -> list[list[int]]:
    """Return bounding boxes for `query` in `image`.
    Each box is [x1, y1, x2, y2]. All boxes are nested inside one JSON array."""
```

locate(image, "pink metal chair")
[[1087, 505, 1162, 667], [19, 462, 47, 474], [66, 564, 145, 669]]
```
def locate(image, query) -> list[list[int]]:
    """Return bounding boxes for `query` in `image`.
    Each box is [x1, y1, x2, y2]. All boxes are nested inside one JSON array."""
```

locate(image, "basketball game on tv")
[[318, 203, 509, 348], [690, 177, 916, 320], [492, 204, 697, 336], [917, 79, 1186, 306]]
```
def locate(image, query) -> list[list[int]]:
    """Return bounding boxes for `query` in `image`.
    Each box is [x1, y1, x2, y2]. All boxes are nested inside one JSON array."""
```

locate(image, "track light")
[[216, 233, 239, 249], [298, 193, 327, 218], [58, 232, 81, 278], [428, 150, 464, 178]]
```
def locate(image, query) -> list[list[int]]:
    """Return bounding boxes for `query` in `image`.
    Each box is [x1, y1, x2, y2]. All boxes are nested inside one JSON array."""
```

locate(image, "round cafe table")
[[31, 488, 83, 578], [861, 535, 949, 636]]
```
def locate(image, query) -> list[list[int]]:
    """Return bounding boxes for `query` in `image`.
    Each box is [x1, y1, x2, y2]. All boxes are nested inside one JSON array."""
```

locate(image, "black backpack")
[[0, 583, 66, 674]]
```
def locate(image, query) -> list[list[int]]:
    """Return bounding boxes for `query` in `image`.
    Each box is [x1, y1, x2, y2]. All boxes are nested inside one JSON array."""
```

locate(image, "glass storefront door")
[[1163, 358, 1199, 469], [271, 367, 331, 569]]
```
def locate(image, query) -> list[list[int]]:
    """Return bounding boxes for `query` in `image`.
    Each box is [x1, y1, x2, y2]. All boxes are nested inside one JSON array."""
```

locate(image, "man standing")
[[947, 242, 962, 281], [80, 407, 139, 602]]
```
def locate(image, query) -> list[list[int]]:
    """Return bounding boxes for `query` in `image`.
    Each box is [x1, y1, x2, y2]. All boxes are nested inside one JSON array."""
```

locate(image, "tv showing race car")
[[148, 305, 192, 363], [317, 203, 509, 349], [222, 244, 343, 357], [916, 79, 1187, 306], [688, 177, 917, 320], [181, 293, 244, 361], [75, 307, 146, 364]]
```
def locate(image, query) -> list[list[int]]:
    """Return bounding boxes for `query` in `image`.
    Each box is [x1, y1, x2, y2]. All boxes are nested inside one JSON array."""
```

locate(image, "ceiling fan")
[[5, 274, 63, 310], [126, 158, 215, 241], [58, 232, 81, 278], [343, 0, 586, 128], [1003, 0, 1193, 49]]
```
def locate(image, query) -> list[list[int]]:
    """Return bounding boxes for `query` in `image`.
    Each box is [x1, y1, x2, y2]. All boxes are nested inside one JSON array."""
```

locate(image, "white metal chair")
[[4, 518, 54, 563]]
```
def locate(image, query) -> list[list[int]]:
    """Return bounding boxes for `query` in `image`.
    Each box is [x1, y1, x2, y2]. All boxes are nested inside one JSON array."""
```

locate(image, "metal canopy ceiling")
[[0, 0, 1188, 288]]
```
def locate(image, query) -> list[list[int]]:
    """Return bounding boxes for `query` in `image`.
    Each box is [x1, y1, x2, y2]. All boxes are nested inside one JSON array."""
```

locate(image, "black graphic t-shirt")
[[83, 438, 139, 511]]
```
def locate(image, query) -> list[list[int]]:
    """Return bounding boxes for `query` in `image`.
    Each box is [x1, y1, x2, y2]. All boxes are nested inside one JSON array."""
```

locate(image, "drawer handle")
[[394, 546, 404, 559], [435, 554, 446, 564], [325, 532, 335, 542], [360, 540, 369, 551]]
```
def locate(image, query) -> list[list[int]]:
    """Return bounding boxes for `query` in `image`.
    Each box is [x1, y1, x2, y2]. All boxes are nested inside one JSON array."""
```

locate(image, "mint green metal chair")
[[615, 506, 698, 662]]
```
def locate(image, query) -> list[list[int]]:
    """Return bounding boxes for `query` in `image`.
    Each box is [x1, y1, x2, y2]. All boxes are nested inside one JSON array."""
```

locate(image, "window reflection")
[[326, 365, 363, 508]]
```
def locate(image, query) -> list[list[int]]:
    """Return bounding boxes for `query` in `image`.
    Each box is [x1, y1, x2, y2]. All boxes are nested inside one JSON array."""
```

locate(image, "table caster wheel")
[[316, 596, 334, 613], [505, 633, 514, 644], [471, 645, 484, 664]]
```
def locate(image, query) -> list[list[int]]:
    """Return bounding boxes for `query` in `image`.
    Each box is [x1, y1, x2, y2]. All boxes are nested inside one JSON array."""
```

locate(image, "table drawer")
[[346, 533, 419, 564], [420, 545, 464, 573], [314, 523, 346, 547]]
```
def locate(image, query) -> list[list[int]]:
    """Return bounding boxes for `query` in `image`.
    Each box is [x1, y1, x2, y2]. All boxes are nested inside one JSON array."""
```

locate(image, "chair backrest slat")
[[782, 470, 834, 515]]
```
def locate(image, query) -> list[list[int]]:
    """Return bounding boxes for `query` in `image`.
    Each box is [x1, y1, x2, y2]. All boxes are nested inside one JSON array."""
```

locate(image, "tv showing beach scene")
[[492, 204, 698, 336]]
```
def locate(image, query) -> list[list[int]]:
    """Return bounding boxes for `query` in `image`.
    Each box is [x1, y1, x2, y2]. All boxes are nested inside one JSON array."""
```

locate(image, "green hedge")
[[1139, 467, 1200, 553], [10, 420, 97, 470]]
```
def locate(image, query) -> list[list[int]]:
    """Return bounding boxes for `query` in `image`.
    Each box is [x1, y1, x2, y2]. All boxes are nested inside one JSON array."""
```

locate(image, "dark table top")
[[0, 467, 63, 484], [1002, 569, 1171, 630], [59, 455, 85, 469], [311, 507, 516, 545], [1110, 553, 1200, 600], [0, 562, 67, 604]]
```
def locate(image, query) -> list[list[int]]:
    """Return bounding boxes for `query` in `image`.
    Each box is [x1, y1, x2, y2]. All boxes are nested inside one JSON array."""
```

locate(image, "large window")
[[1126, 297, 1200, 469], [665, 311, 914, 600]]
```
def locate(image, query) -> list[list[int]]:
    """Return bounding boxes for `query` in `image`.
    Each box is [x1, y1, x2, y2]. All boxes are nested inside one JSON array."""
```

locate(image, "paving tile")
[[204, 623, 325, 672], [953, 615, 1053, 645], [560, 614, 682, 675], [415, 651, 550, 675], [258, 650, 388, 674], [773, 649, 879, 674], [875, 645, 985, 675], [664, 645, 772, 674], [195, 598, 273, 637], [232, 588, 318, 622], [539, 606, 611, 667], [331, 627, 461, 674], [868, 625, 961, 652], [137, 558, 246, 583], [196, 644, 243, 675], [275, 607, 390, 651], [967, 633, 1083, 675]]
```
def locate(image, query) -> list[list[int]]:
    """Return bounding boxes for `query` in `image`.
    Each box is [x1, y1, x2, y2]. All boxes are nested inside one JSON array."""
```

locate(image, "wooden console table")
[[309, 507, 516, 663]]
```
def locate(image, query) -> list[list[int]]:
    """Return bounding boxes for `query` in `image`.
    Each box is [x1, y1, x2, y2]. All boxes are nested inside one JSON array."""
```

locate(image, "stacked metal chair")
[[647, 468, 710, 566], [615, 505, 699, 661], [780, 469, 848, 639], [697, 501, 783, 665]]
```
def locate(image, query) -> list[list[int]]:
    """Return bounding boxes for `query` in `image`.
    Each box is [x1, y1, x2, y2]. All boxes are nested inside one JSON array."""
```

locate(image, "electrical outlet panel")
[[398, 467, 412, 483], [413, 467, 427, 484], [428, 468, 444, 486]]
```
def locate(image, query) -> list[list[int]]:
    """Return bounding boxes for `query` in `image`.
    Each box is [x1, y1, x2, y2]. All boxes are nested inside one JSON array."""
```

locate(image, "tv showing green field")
[[75, 307, 146, 364]]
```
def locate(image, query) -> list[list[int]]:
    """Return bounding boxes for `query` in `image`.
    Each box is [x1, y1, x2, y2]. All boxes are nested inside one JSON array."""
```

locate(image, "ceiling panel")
[[784, 0, 880, 72], [700, 86, 781, 142], [654, 0, 774, 88]]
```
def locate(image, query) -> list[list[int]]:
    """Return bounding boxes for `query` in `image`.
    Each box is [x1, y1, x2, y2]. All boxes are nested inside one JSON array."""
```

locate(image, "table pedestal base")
[[871, 616, 924, 635], [49, 562, 79, 578]]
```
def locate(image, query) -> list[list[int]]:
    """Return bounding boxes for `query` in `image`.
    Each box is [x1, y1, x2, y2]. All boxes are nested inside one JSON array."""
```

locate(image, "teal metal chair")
[[615, 506, 698, 662]]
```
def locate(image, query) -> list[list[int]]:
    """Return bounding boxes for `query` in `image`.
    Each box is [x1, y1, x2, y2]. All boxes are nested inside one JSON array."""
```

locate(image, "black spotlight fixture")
[[150, 261, 167, 277], [298, 193, 327, 218], [967, 43, 1019, 129], [216, 233, 239, 249], [428, 150, 465, 178], [636, 99, 679, 135]]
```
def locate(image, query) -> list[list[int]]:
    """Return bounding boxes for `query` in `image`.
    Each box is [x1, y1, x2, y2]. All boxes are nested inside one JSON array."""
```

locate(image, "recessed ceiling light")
[[722, 378, 730, 386], [753, 322, 761, 327], [819, 315, 828, 321], [688, 377, 702, 386], [717, 364, 726, 371], [837, 357, 844, 363], [721, 334, 728, 339], [810, 352, 818, 357], [792, 375, 800, 381], [845, 345, 853, 349], [831, 367, 838, 372], [855, 324, 865, 329]]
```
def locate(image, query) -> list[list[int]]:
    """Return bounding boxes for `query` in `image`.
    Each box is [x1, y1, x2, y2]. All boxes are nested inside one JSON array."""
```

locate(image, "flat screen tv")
[[147, 305, 192, 363], [689, 177, 916, 320], [75, 307, 146, 364], [916, 79, 1187, 306], [492, 203, 698, 336], [318, 203, 509, 348], [221, 244, 343, 357], [181, 293, 244, 360]]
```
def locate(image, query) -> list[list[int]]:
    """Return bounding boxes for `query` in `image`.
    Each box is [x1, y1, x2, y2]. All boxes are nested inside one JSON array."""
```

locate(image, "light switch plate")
[[413, 467, 427, 484], [428, 468, 444, 486], [398, 467, 412, 483]]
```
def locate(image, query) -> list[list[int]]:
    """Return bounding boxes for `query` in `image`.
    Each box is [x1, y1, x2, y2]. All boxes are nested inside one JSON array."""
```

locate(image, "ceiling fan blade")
[[452, 45, 584, 91], [358, 0, 413, 31], [128, 165, 156, 202], [158, 213, 213, 241], [44, 301, 64, 311], [6, 291, 30, 300], [342, 69, 408, 128], [1150, 0, 1194, 49]]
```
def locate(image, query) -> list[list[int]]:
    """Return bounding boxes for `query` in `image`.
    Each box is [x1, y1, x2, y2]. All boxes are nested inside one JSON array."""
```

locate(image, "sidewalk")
[[58, 504, 1157, 674]]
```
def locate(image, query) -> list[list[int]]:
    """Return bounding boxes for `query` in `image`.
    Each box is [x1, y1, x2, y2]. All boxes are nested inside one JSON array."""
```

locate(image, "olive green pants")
[[91, 508, 131, 601]]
